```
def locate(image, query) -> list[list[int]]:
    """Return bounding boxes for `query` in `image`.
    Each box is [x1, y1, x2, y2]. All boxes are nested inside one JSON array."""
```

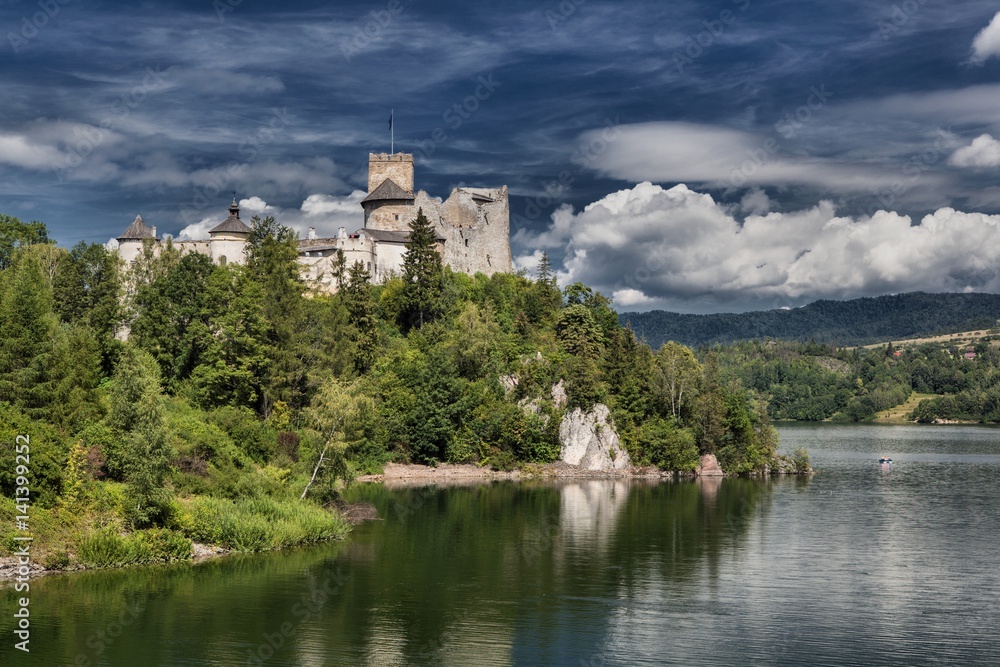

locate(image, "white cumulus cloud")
[[517, 182, 1000, 312], [949, 134, 1000, 168], [972, 11, 1000, 63]]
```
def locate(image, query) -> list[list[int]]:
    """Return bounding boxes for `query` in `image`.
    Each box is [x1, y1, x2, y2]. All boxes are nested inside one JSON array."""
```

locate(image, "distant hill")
[[620, 292, 1000, 348]]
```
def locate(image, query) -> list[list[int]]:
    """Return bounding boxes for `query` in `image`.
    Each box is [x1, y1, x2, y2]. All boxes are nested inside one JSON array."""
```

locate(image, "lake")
[[3, 423, 1000, 666]]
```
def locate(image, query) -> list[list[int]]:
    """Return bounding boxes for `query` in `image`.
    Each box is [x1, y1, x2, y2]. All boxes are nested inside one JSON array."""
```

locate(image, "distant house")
[[893, 350, 903, 358], [964, 352, 977, 360]]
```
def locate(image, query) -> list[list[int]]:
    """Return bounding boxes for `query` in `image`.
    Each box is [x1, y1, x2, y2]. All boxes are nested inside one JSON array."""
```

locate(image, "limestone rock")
[[499, 374, 518, 394], [551, 380, 567, 409], [695, 454, 725, 477], [558, 404, 631, 471]]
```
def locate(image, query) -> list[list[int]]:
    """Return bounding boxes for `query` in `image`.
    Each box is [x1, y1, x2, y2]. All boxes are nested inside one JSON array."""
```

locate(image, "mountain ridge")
[[620, 292, 1000, 348]]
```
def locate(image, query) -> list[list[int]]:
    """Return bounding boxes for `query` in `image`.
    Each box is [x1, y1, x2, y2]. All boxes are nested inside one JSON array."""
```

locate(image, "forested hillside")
[[0, 213, 781, 571], [622, 292, 1000, 348], [714, 337, 1000, 423]]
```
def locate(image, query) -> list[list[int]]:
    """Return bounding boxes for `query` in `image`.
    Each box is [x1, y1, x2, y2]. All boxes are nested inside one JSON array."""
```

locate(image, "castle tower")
[[116, 213, 157, 265], [207, 198, 252, 265], [362, 153, 416, 232]]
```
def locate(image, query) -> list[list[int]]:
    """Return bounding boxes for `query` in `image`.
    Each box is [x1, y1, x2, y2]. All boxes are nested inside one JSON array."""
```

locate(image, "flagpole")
[[391, 109, 394, 154]]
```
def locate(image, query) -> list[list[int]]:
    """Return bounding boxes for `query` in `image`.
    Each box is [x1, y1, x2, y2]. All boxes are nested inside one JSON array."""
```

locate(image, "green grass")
[[180, 496, 349, 553], [77, 527, 192, 569]]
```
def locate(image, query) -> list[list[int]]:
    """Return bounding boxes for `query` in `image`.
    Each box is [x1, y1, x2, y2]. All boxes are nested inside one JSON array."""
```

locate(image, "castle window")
[[465, 239, 469, 247], [395, 214, 400, 221], [220, 256, 227, 266], [368, 262, 372, 272]]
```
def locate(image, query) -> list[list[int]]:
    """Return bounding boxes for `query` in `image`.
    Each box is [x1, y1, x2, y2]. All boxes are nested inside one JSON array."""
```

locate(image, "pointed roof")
[[209, 198, 253, 236], [117, 214, 156, 241], [362, 178, 415, 204]]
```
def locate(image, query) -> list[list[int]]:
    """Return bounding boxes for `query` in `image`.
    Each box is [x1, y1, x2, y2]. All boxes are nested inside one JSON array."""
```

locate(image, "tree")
[[655, 342, 702, 421], [342, 260, 379, 373], [301, 378, 372, 500], [401, 208, 443, 329], [0, 213, 49, 270], [536, 251, 555, 285], [107, 345, 172, 526], [0, 250, 56, 413], [555, 304, 603, 358]]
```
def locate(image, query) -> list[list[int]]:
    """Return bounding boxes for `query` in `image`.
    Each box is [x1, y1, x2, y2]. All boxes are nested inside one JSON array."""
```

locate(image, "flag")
[[389, 111, 393, 130]]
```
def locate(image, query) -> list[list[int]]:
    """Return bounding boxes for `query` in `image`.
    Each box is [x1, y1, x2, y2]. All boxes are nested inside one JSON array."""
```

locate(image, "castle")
[[116, 152, 513, 289]]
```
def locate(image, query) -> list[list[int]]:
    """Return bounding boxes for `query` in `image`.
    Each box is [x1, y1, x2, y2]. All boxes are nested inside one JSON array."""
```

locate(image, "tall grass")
[[183, 496, 348, 553], [78, 528, 192, 569]]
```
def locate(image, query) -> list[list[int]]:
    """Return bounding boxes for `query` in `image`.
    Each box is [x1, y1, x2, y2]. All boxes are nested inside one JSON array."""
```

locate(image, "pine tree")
[[401, 208, 443, 329], [342, 260, 379, 373], [107, 345, 172, 526], [536, 251, 554, 285]]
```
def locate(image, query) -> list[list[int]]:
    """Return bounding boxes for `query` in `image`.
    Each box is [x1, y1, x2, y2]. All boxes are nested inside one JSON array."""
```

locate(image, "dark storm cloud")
[[3, 0, 1000, 311]]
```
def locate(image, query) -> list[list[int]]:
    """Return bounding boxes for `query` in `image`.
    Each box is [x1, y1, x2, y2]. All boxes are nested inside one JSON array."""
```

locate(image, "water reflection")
[[8, 428, 1000, 667]]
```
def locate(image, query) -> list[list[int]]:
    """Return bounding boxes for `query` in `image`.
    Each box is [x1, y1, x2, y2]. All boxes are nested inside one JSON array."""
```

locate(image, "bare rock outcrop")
[[558, 404, 631, 471], [695, 453, 725, 477]]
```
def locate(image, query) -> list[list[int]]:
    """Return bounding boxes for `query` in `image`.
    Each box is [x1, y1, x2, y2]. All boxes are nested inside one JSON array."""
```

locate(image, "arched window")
[[219, 255, 227, 266]]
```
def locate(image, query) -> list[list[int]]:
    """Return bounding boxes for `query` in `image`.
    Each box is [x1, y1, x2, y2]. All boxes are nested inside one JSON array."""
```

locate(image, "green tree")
[[655, 342, 702, 421], [0, 250, 56, 414], [342, 260, 379, 373], [301, 378, 372, 501], [0, 213, 49, 270], [401, 208, 443, 329], [107, 345, 173, 526]]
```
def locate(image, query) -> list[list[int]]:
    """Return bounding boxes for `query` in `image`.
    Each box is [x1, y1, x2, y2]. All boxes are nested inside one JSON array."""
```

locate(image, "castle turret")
[[116, 214, 157, 265], [208, 198, 252, 265], [362, 153, 416, 232]]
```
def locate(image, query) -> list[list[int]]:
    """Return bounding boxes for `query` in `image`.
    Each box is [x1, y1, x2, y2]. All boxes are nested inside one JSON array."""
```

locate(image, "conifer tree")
[[401, 208, 443, 329], [342, 260, 379, 373], [107, 345, 172, 526]]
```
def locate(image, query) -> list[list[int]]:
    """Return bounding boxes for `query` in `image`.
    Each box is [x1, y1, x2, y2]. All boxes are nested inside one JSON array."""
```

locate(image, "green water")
[[3, 424, 1000, 666]]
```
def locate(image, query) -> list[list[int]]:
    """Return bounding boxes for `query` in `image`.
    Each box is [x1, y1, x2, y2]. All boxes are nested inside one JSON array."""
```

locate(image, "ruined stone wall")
[[414, 187, 512, 276], [367, 153, 414, 193]]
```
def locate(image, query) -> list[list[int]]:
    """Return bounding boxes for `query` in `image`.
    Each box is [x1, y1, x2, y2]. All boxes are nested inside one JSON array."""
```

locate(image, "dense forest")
[[0, 211, 781, 571], [712, 337, 1000, 423], [622, 292, 1000, 348]]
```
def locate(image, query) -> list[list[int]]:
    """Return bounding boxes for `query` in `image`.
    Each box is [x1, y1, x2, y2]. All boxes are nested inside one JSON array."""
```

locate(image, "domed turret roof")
[[209, 198, 252, 236]]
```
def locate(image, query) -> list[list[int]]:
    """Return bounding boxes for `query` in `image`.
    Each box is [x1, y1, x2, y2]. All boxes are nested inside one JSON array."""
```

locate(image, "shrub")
[[791, 447, 811, 473]]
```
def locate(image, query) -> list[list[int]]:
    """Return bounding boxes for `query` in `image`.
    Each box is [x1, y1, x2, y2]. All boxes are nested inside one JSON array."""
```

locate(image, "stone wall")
[[367, 153, 414, 193]]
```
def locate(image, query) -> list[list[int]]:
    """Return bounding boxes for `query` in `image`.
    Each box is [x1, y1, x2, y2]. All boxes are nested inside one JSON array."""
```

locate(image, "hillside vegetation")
[[622, 292, 1000, 348], [0, 212, 779, 570]]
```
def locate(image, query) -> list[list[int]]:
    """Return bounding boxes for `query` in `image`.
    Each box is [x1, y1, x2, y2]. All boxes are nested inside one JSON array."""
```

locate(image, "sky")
[[3, 0, 1000, 313]]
